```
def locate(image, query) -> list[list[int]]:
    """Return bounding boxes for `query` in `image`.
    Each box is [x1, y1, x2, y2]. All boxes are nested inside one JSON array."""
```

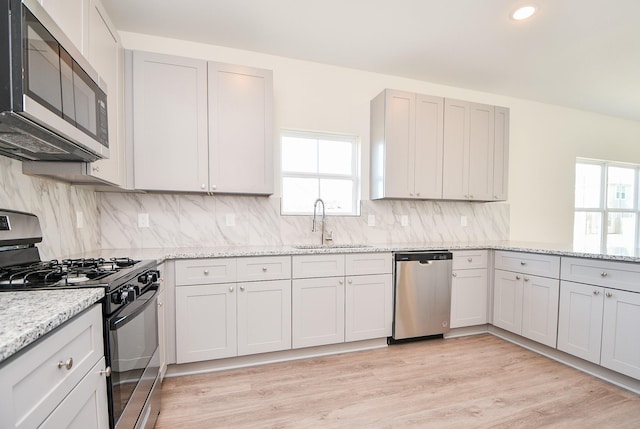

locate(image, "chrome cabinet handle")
[[338, 280, 344, 285], [204, 269, 209, 275], [467, 257, 473, 262], [99, 366, 112, 377], [348, 279, 353, 284], [520, 261, 526, 266], [516, 275, 521, 280], [452, 272, 457, 277], [57, 357, 73, 370], [201, 184, 206, 190], [601, 272, 608, 277], [262, 267, 268, 272], [240, 285, 245, 291], [606, 292, 613, 298], [524, 277, 530, 282], [229, 286, 234, 292], [593, 290, 600, 295]]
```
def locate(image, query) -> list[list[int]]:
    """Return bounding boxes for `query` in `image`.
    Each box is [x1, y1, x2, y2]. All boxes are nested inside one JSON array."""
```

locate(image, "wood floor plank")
[[155, 335, 640, 428]]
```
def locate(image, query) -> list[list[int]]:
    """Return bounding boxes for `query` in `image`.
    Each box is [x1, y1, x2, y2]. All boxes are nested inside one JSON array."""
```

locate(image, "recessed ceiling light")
[[511, 5, 537, 20]]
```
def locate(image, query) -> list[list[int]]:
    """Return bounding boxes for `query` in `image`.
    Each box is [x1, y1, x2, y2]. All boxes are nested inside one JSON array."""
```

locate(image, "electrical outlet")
[[401, 215, 409, 227], [138, 213, 150, 228], [76, 211, 84, 229], [225, 213, 235, 226], [367, 215, 376, 227], [460, 216, 468, 227]]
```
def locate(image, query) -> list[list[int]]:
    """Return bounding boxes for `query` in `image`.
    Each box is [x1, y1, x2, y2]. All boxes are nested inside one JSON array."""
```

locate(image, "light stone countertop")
[[0, 288, 104, 364]]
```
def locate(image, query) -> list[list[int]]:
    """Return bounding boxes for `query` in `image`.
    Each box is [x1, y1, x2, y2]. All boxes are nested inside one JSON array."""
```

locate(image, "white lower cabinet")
[[237, 279, 291, 356], [176, 283, 237, 363], [493, 269, 559, 348], [0, 305, 108, 429], [345, 274, 393, 341], [557, 281, 604, 364], [292, 277, 345, 348], [175, 257, 291, 364], [558, 280, 640, 379], [450, 250, 488, 328]]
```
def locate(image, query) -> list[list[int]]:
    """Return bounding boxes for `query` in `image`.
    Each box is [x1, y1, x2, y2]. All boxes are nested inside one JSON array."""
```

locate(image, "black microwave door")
[[22, 8, 63, 117]]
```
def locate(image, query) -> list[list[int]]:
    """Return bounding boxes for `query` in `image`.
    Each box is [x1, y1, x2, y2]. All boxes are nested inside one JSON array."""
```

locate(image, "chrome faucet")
[[312, 198, 332, 245]]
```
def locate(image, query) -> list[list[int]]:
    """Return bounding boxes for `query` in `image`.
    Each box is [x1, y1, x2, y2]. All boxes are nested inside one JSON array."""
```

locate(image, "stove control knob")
[[126, 286, 137, 302]]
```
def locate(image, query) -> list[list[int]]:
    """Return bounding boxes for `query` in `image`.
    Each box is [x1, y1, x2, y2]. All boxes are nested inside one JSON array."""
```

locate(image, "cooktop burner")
[[0, 257, 148, 291]]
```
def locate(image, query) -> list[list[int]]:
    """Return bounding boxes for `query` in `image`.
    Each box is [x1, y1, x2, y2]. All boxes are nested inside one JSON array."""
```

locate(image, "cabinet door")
[[492, 269, 523, 334], [157, 287, 167, 380], [237, 280, 292, 356], [41, 0, 88, 54], [442, 98, 470, 200], [521, 275, 559, 347], [208, 62, 273, 194], [88, 0, 124, 186], [292, 277, 345, 348], [601, 288, 640, 379], [132, 51, 208, 191], [557, 281, 604, 364], [39, 358, 109, 429], [414, 94, 444, 199], [345, 274, 392, 341], [450, 268, 488, 328], [175, 283, 237, 363], [492, 106, 509, 200], [467, 103, 494, 201]]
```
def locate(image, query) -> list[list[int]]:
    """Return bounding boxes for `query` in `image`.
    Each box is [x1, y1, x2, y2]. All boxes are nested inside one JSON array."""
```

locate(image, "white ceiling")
[[102, 0, 640, 121]]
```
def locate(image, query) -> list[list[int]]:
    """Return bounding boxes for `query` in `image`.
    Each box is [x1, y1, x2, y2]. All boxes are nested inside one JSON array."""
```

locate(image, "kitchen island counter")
[[0, 288, 104, 363]]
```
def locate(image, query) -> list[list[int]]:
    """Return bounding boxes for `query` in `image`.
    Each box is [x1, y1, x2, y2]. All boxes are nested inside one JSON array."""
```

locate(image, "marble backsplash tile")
[[0, 157, 100, 260], [98, 192, 509, 249]]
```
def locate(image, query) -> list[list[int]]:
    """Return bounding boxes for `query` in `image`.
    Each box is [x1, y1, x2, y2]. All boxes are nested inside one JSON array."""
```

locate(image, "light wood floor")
[[155, 334, 640, 428]]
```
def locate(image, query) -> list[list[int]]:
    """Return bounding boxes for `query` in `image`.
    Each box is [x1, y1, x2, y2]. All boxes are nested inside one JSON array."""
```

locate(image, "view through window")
[[281, 131, 360, 215], [574, 159, 639, 255]]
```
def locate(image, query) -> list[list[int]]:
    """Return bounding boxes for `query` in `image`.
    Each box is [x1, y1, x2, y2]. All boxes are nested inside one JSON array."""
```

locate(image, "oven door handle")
[[110, 286, 158, 330]]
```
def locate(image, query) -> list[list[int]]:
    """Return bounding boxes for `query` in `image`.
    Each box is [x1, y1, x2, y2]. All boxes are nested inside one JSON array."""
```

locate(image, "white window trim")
[[575, 158, 640, 253], [281, 129, 361, 216]]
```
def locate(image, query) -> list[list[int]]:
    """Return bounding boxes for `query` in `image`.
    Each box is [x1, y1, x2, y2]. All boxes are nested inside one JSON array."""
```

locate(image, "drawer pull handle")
[[262, 267, 268, 272], [467, 257, 473, 262], [520, 261, 526, 266], [99, 366, 112, 377], [516, 275, 521, 280], [452, 272, 457, 277], [348, 279, 353, 284], [57, 357, 73, 370], [229, 286, 234, 292], [600, 272, 608, 277], [339, 280, 344, 285], [524, 277, 530, 282], [593, 290, 600, 296], [606, 292, 613, 298], [240, 285, 245, 291], [204, 269, 209, 275]]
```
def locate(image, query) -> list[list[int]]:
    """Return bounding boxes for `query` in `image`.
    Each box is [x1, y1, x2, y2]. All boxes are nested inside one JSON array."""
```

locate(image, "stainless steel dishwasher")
[[392, 251, 453, 341]]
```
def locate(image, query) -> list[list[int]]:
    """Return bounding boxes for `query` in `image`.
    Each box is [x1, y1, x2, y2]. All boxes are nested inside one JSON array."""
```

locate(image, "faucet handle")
[[325, 231, 334, 242]]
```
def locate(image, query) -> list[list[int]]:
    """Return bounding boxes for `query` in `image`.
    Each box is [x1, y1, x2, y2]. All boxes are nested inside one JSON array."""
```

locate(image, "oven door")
[[106, 285, 160, 429]]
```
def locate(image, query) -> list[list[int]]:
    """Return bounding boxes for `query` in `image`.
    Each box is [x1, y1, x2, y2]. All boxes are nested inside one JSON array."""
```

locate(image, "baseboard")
[[165, 338, 388, 378], [488, 325, 640, 395]]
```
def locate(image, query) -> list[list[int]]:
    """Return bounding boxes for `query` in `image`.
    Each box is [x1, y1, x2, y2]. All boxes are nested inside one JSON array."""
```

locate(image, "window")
[[574, 159, 640, 255], [281, 130, 359, 215]]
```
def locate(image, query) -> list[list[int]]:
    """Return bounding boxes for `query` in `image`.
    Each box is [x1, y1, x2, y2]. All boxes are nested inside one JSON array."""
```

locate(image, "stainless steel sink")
[[292, 244, 371, 249]]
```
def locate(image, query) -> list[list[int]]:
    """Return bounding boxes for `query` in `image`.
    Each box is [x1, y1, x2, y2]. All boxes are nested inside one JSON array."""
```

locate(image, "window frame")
[[574, 158, 640, 254], [280, 129, 360, 216]]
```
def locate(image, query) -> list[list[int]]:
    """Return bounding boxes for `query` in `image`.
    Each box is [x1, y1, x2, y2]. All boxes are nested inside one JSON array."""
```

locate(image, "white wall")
[[119, 32, 640, 245]]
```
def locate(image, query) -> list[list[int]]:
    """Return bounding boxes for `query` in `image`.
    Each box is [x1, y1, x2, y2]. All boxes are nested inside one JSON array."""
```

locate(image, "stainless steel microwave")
[[0, 0, 109, 162]]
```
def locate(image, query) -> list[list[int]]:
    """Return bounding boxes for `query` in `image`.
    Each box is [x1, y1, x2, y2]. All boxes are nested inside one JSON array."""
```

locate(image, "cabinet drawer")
[[494, 251, 559, 278], [452, 250, 488, 270], [561, 257, 640, 293], [237, 256, 291, 281], [292, 254, 345, 279], [175, 258, 237, 285], [345, 253, 392, 275], [0, 305, 103, 429]]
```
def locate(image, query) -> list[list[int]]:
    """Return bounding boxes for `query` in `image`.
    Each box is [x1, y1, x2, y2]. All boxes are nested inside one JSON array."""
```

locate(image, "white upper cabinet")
[[132, 51, 209, 192], [87, 0, 125, 186], [370, 89, 444, 199], [40, 0, 89, 55], [371, 89, 508, 201], [130, 52, 274, 194], [208, 62, 273, 194], [443, 99, 495, 201]]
